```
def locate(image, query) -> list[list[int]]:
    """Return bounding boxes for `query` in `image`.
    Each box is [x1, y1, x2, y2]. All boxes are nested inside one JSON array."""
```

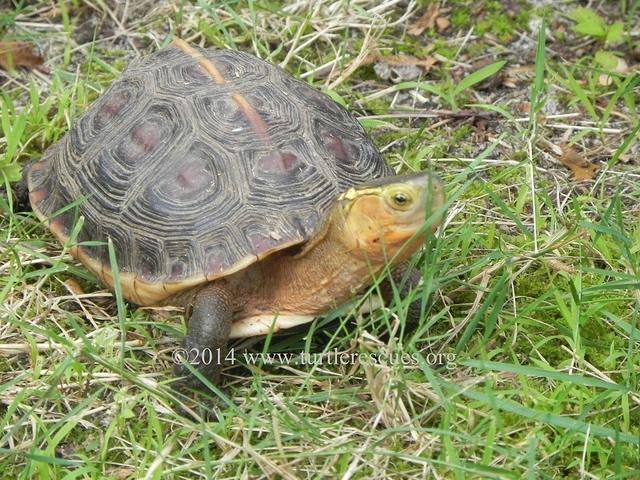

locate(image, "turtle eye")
[[386, 187, 414, 211], [394, 192, 409, 205]]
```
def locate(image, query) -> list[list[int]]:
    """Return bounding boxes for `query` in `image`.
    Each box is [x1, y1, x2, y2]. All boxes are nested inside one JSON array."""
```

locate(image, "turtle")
[[23, 39, 445, 388]]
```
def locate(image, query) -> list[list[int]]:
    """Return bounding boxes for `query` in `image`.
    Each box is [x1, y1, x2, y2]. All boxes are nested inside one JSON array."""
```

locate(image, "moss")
[[535, 5, 554, 21], [475, 0, 532, 42], [511, 150, 528, 162], [446, 124, 477, 156], [395, 37, 434, 58], [451, 7, 472, 29], [369, 127, 404, 144], [477, 14, 515, 42], [452, 124, 472, 142], [433, 40, 457, 60], [582, 315, 625, 368], [514, 7, 532, 31], [465, 41, 488, 58], [514, 265, 557, 298]]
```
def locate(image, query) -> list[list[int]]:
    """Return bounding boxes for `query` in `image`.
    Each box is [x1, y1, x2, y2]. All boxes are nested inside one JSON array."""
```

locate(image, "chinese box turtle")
[[26, 39, 445, 388]]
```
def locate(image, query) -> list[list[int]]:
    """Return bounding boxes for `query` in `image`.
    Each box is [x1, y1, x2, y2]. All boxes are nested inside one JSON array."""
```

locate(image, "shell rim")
[[27, 173, 307, 305]]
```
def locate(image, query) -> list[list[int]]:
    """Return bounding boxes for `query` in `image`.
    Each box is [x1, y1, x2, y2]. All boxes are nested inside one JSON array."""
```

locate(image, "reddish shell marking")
[[123, 120, 162, 160], [176, 161, 209, 191], [170, 261, 185, 278], [50, 216, 70, 236], [258, 151, 300, 174], [137, 257, 158, 280], [29, 188, 46, 204], [324, 134, 349, 161], [131, 122, 161, 151], [95, 91, 130, 126], [103, 91, 129, 116], [247, 231, 279, 256], [154, 158, 213, 203], [207, 255, 227, 274], [30, 159, 48, 172], [205, 247, 230, 275]]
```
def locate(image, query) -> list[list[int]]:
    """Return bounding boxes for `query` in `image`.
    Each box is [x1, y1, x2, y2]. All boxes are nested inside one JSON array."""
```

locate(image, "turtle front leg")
[[1, 161, 34, 213], [379, 262, 426, 327], [173, 283, 232, 390]]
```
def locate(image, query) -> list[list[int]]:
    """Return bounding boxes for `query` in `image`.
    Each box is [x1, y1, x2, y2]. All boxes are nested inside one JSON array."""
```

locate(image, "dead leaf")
[[41, 5, 61, 20], [107, 468, 135, 480], [436, 16, 450, 32], [408, 4, 440, 36], [0, 41, 44, 72], [545, 258, 577, 275], [408, 5, 451, 36], [559, 145, 599, 181]]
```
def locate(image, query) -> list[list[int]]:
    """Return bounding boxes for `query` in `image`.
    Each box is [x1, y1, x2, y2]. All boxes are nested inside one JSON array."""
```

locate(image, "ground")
[[1, 0, 639, 478]]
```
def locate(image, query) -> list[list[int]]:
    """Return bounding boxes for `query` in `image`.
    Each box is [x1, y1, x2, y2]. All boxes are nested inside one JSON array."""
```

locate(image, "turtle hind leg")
[[1, 161, 34, 213], [173, 283, 233, 392]]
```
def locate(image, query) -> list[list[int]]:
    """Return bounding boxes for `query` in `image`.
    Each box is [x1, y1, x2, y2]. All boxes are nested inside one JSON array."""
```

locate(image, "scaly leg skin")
[[173, 283, 232, 392], [380, 262, 425, 327]]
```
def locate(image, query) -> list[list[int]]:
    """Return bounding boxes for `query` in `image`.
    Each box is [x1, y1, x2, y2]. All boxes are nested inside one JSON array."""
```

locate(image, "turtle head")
[[337, 172, 445, 263]]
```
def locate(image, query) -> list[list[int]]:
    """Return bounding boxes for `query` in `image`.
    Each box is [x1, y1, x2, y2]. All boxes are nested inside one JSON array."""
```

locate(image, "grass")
[[1, 0, 640, 478]]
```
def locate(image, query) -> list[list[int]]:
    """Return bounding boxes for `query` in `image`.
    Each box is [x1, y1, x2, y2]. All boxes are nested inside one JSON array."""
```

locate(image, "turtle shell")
[[28, 40, 392, 306]]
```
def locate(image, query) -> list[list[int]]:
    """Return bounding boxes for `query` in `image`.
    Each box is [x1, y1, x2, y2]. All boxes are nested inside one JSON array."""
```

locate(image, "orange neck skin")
[[218, 202, 429, 319]]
